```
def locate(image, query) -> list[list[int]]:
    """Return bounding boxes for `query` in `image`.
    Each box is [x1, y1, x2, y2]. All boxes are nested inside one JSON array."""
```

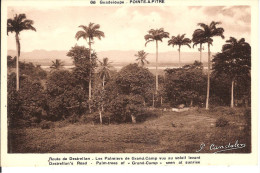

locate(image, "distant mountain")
[[7, 49, 215, 67]]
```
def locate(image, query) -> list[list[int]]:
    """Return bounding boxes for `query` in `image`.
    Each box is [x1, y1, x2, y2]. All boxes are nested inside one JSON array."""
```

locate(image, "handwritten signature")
[[196, 140, 246, 153]]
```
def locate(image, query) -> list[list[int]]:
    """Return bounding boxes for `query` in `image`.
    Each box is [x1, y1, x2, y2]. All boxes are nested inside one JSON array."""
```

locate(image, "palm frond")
[[16, 14, 26, 24], [197, 23, 208, 30], [75, 31, 87, 40], [78, 25, 89, 33], [92, 24, 100, 30], [238, 38, 245, 44], [93, 30, 105, 39], [144, 34, 154, 41], [145, 39, 154, 46]]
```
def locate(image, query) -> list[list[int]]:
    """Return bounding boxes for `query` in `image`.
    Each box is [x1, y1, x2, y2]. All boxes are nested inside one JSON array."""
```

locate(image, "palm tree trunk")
[[206, 43, 211, 110], [131, 114, 136, 124], [152, 93, 155, 108], [89, 39, 92, 100], [155, 40, 158, 94], [99, 109, 102, 124], [15, 33, 20, 91], [102, 76, 105, 112], [199, 44, 202, 63], [178, 46, 181, 68], [102, 76, 105, 90], [88, 38, 92, 113], [231, 79, 234, 108]]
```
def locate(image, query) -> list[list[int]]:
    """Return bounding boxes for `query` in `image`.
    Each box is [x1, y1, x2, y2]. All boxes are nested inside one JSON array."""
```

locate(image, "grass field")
[[8, 107, 251, 153]]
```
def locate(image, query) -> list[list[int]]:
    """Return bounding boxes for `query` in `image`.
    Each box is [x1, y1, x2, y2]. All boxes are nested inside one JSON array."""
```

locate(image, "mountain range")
[[7, 49, 215, 67]]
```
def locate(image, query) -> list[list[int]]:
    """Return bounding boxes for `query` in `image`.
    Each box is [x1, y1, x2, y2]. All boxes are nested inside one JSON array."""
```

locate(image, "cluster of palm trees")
[[144, 21, 224, 109], [7, 14, 110, 112], [8, 13, 231, 110]]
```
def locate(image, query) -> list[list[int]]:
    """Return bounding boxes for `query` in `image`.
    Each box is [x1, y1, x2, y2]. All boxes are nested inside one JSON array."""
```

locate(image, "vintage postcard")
[[1, 0, 259, 169]]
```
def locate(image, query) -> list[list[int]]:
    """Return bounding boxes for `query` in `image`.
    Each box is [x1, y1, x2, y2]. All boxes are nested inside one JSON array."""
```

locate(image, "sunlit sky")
[[7, 6, 251, 53]]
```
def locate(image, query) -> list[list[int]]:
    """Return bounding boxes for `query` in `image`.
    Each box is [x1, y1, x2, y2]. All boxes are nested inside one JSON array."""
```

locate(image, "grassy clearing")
[[8, 107, 251, 153]]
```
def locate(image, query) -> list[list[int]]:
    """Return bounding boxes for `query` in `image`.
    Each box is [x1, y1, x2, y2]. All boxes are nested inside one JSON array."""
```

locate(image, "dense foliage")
[[67, 45, 97, 91], [164, 61, 206, 107], [46, 70, 88, 121], [115, 63, 155, 105], [7, 62, 46, 127]]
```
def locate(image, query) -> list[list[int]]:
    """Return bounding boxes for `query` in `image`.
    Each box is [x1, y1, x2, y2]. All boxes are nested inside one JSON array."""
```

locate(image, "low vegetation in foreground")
[[8, 107, 251, 153]]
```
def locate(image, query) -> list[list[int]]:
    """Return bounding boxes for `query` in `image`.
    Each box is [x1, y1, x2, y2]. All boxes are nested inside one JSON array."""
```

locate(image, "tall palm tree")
[[7, 14, 36, 91], [144, 28, 169, 94], [221, 37, 251, 108], [135, 50, 149, 67], [192, 31, 210, 63], [168, 34, 191, 68], [97, 57, 112, 89], [75, 22, 105, 100], [194, 21, 224, 109], [50, 59, 64, 70]]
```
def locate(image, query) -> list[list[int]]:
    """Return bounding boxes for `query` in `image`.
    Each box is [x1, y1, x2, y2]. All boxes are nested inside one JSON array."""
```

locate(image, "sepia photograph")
[[1, 1, 258, 168], [5, 4, 253, 155]]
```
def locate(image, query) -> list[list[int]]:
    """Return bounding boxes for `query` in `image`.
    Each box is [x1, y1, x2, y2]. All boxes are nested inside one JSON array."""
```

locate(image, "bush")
[[108, 94, 144, 123], [40, 120, 54, 129], [66, 114, 80, 124], [135, 110, 159, 123], [216, 117, 229, 127]]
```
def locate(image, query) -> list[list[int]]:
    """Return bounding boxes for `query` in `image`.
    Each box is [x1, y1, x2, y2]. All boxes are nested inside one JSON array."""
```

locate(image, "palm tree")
[[97, 57, 112, 89], [192, 31, 210, 63], [135, 50, 149, 67], [221, 37, 251, 108], [50, 59, 63, 70], [194, 21, 224, 109], [7, 14, 36, 91], [144, 28, 169, 94], [168, 34, 191, 68], [97, 57, 112, 124], [75, 22, 105, 100]]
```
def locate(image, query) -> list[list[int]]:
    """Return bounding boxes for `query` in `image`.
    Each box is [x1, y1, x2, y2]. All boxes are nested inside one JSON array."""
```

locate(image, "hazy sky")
[[7, 6, 251, 53]]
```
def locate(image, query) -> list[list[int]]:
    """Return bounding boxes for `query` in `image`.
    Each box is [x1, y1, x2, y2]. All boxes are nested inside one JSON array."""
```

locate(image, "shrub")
[[135, 110, 159, 123], [66, 114, 80, 124], [216, 117, 229, 127], [108, 94, 144, 123], [40, 120, 54, 129]]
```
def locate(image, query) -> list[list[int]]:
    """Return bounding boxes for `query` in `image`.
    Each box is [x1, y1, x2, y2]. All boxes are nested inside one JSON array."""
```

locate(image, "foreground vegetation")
[[8, 107, 251, 153]]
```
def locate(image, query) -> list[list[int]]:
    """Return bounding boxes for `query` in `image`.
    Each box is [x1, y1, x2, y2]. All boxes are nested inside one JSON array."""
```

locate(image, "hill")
[[7, 49, 215, 67]]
